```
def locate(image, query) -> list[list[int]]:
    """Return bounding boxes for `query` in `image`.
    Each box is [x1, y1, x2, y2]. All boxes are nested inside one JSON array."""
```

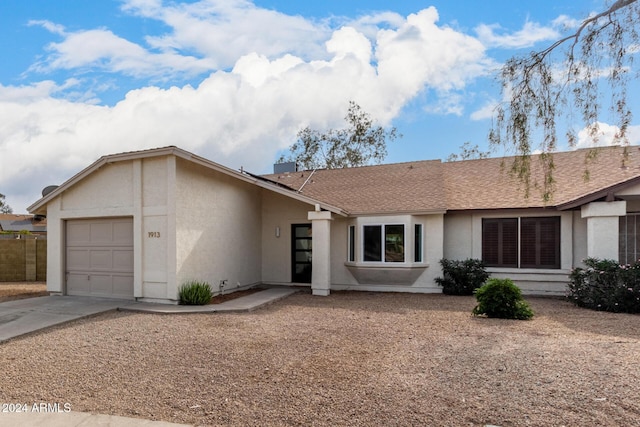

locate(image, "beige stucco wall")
[[260, 191, 314, 284], [572, 211, 588, 267], [175, 159, 262, 296]]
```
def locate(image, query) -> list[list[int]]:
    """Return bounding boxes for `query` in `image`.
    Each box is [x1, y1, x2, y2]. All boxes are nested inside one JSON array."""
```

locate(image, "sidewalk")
[[0, 411, 192, 426]]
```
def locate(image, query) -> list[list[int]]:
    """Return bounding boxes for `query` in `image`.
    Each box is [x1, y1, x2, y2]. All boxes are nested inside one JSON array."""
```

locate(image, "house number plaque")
[[148, 231, 161, 238]]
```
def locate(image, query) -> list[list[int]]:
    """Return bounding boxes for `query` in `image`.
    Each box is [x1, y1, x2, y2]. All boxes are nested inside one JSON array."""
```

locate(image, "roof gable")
[[27, 146, 346, 216]]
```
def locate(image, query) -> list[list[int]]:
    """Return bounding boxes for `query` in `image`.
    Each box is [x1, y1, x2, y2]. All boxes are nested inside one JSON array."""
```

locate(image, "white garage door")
[[66, 218, 134, 299]]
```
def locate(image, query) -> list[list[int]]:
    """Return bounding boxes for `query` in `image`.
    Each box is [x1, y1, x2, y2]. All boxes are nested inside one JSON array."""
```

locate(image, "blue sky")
[[1, 0, 638, 212]]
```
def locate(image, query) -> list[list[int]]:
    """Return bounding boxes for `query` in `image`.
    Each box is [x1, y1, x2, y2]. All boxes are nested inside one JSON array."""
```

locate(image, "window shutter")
[[482, 219, 499, 266], [521, 217, 560, 269], [500, 219, 518, 267], [482, 218, 517, 267]]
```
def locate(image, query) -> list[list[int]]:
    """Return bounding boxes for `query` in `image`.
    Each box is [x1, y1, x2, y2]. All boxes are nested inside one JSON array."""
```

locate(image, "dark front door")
[[292, 224, 312, 283]]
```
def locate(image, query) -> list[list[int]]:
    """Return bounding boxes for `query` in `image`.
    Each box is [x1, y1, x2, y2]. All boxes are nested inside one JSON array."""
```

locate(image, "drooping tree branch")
[[490, 0, 639, 202]]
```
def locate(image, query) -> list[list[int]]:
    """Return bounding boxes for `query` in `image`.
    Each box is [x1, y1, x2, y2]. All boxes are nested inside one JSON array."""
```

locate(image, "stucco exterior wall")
[[443, 213, 473, 260], [139, 157, 175, 301], [175, 159, 262, 296], [260, 191, 314, 284], [572, 211, 588, 267]]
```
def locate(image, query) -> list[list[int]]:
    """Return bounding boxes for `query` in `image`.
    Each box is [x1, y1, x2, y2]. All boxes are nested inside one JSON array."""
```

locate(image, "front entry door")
[[292, 224, 312, 283]]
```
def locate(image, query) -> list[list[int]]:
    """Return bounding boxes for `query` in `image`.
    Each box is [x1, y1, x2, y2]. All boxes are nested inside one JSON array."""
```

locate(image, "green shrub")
[[435, 258, 490, 295], [179, 281, 213, 305], [567, 258, 640, 313], [472, 278, 534, 320]]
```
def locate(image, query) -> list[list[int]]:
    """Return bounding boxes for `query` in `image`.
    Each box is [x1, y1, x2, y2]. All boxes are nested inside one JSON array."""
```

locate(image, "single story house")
[[27, 145, 640, 303]]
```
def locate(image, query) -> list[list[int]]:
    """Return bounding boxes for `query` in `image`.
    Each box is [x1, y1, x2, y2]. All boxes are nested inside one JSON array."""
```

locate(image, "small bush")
[[179, 281, 213, 305], [435, 258, 490, 295], [567, 258, 640, 313], [472, 278, 534, 320]]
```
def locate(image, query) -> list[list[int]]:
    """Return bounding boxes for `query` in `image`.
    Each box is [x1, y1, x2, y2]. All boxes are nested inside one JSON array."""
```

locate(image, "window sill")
[[487, 267, 571, 275], [345, 262, 429, 285]]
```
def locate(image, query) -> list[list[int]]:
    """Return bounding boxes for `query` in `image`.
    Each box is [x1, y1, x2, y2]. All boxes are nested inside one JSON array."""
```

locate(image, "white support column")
[[581, 201, 626, 260], [308, 210, 333, 296]]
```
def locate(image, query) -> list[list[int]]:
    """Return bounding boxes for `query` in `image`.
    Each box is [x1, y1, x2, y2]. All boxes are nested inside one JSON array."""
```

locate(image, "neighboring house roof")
[[266, 145, 640, 213], [0, 214, 47, 232]]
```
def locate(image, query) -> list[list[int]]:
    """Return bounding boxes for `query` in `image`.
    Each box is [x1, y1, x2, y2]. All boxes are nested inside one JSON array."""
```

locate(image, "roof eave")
[[556, 175, 640, 210], [347, 208, 447, 217]]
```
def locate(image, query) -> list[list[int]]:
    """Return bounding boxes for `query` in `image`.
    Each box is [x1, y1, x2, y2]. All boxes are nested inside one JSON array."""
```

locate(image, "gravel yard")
[[0, 282, 47, 302], [1, 291, 639, 426]]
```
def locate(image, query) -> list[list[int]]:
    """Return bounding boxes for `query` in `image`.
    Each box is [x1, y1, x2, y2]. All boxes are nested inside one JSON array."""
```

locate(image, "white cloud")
[[1, 3, 497, 211], [29, 25, 216, 79], [552, 15, 580, 30], [470, 99, 498, 121], [575, 122, 640, 149], [122, 0, 331, 69], [475, 21, 560, 49]]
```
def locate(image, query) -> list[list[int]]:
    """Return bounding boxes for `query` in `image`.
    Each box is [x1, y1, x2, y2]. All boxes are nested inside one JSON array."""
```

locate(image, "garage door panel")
[[89, 222, 113, 244], [90, 274, 113, 295], [67, 223, 91, 245], [66, 218, 134, 299], [67, 249, 90, 270], [113, 221, 134, 245], [113, 275, 134, 297], [67, 273, 90, 295], [113, 249, 134, 270], [90, 250, 113, 269]]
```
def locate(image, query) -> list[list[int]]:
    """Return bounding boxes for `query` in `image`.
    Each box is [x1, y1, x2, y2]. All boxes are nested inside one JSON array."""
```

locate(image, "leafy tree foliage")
[[490, 0, 640, 201], [0, 193, 12, 214], [446, 142, 491, 162], [280, 101, 399, 170]]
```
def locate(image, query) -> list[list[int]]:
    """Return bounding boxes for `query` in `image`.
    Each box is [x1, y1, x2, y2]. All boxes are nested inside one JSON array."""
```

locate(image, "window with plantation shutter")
[[482, 218, 518, 267], [520, 217, 560, 269], [482, 216, 560, 269]]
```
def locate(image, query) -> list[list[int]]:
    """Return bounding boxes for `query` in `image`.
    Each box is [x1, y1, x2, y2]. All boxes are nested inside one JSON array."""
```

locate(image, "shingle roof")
[[264, 145, 640, 214], [444, 145, 640, 210], [263, 160, 446, 214]]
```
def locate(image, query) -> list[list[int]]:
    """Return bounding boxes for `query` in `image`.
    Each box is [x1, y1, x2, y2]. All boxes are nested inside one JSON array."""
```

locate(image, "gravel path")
[[1, 291, 639, 426]]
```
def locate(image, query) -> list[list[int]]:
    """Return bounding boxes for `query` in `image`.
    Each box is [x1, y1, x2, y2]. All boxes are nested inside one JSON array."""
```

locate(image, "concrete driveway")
[[0, 288, 298, 343], [0, 295, 137, 343]]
